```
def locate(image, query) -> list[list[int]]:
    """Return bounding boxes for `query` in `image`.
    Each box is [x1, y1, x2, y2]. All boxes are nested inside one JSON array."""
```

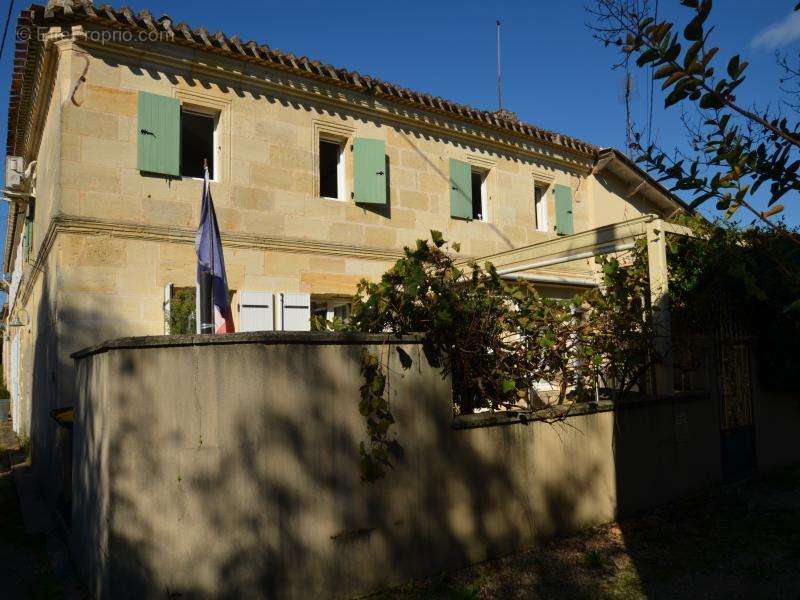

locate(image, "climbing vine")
[[315, 231, 658, 481], [666, 216, 800, 391], [313, 219, 800, 481]]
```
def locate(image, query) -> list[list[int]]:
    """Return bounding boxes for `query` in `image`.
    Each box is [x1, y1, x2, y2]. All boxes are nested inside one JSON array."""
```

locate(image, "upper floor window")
[[180, 109, 216, 179], [471, 168, 488, 221], [449, 158, 491, 221], [137, 91, 227, 180], [534, 184, 549, 232], [319, 138, 345, 200]]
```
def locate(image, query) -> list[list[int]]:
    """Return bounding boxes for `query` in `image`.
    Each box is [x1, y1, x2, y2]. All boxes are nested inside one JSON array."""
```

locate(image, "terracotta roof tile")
[[7, 1, 599, 158]]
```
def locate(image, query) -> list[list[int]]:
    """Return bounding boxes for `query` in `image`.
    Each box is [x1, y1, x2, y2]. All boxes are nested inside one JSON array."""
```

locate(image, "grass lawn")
[[374, 464, 800, 599]]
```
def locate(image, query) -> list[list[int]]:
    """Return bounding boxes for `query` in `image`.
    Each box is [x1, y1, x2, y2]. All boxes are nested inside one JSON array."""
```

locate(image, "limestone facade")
[[3, 29, 676, 491]]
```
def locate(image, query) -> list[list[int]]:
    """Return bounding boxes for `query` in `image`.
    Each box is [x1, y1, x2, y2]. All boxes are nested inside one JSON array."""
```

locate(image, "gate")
[[716, 320, 756, 482]]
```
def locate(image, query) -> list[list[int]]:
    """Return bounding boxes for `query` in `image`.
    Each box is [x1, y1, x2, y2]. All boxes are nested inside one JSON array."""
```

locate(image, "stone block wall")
[[71, 333, 723, 600]]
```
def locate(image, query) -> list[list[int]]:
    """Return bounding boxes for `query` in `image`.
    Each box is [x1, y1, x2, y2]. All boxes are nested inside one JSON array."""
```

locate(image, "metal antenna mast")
[[496, 19, 502, 111]]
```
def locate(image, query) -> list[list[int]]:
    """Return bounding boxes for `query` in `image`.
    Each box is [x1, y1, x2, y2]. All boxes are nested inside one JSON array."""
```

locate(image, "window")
[[534, 185, 549, 232], [319, 138, 344, 200], [138, 91, 227, 179], [311, 298, 352, 325], [166, 286, 197, 335], [471, 169, 487, 221], [164, 284, 237, 334], [180, 109, 216, 179]]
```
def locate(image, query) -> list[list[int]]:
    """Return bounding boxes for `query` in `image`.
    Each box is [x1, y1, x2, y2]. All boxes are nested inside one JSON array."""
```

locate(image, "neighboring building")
[[2, 1, 686, 502]]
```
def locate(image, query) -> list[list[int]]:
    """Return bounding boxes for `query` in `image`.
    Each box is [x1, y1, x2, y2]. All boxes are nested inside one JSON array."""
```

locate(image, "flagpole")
[[199, 158, 214, 334]]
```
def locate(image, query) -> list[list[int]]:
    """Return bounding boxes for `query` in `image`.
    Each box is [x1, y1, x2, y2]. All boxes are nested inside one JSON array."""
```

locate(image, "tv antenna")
[[496, 19, 502, 111]]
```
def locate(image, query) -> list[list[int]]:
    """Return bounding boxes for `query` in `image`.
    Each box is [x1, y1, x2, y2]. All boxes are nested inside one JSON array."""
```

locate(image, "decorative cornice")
[[74, 35, 593, 175], [20, 1, 596, 156], [16, 213, 407, 307], [54, 214, 407, 259]]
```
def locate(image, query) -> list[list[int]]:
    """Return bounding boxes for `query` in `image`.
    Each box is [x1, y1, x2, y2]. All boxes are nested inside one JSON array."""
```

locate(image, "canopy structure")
[[471, 215, 694, 396]]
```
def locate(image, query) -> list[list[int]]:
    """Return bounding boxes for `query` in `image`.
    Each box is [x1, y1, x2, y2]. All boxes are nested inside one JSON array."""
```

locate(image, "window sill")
[[181, 175, 219, 183], [450, 217, 491, 223]]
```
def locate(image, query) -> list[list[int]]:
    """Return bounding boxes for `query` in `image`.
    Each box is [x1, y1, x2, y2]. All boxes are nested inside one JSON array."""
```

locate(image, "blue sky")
[[0, 0, 798, 260]]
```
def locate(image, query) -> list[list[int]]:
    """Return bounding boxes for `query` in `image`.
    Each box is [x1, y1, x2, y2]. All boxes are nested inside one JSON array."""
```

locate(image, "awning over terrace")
[[471, 214, 694, 396]]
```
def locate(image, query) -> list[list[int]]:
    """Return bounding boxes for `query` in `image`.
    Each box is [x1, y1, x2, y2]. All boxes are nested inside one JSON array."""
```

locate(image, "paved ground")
[[375, 464, 800, 600], [0, 420, 61, 599]]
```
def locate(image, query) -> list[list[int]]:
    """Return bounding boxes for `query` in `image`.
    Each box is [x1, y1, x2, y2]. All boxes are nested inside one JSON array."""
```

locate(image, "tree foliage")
[[315, 232, 657, 481], [588, 0, 800, 237], [667, 216, 800, 390], [317, 218, 800, 481]]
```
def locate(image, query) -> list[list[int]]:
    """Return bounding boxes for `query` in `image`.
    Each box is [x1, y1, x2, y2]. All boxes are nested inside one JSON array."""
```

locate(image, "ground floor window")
[[164, 285, 237, 334], [165, 286, 197, 335], [311, 297, 352, 329]]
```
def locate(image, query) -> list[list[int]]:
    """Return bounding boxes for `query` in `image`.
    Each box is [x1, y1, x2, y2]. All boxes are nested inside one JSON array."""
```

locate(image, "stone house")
[[2, 1, 686, 504]]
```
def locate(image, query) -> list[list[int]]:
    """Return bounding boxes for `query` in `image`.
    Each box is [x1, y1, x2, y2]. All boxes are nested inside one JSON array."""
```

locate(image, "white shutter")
[[281, 293, 311, 331], [239, 291, 274, 332]]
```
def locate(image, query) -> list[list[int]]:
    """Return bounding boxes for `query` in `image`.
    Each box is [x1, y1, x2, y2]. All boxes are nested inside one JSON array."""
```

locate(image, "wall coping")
[[71, 332, 426, 360], [452, 391, 712, 429]]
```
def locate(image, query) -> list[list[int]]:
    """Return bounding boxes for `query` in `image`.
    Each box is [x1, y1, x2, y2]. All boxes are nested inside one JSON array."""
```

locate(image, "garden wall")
[[70, 333, 722, 599]]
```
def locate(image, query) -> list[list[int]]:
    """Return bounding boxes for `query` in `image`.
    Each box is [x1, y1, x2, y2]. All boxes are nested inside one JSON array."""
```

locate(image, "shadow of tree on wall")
[[75, 338, 614, 600]]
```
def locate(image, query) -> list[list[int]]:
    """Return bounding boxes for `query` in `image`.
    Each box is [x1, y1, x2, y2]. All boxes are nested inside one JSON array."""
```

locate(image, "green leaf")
[[699, 92, 725, 110], [684, 19, 703, 41], [636, 48, 659, 67], [654, 64, 676, 79], [430, 230, 444, 247], [684, 40, 703, 69], [727, 55, 740, 79], [396, 347, 413, 370], [784, 299, 800, 313], [665, 88, 688, 108], [501, 379, 516, 394]]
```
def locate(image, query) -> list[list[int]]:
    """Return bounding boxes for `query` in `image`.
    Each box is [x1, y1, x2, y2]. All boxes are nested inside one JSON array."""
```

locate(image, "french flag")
[[195, 166, 235, 333]]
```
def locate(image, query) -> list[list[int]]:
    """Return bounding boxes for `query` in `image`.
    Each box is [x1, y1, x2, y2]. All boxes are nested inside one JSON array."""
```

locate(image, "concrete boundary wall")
[[71, 332, 722, 599]]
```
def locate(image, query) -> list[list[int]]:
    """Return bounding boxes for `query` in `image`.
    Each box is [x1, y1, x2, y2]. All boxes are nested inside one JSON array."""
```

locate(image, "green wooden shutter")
[[353, 138, 387, 204], [137, 91, 180, 176], [554, 184, 574, 235], [22, 219, 32, 259], [449, 159, 472, 219]]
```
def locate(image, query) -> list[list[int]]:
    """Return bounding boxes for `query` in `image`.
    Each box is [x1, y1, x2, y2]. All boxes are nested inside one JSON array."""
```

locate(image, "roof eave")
[[595, 148, 692, 216]]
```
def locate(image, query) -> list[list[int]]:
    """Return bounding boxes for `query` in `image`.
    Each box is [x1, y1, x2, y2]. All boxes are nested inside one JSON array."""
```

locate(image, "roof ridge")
[[8, 0, 597, 157]]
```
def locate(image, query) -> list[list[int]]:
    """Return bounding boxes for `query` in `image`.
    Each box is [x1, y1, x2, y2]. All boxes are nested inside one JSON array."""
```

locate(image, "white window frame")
[[471, 167, 489, 222], [179, 105, 221, 182], [534, 184, 550, 232], [174, 89, 231, 184], [465, 154, 494, 223], [312, 297, 352, 321], [318, 136, 346, 201], [312, 120, 354, 202]]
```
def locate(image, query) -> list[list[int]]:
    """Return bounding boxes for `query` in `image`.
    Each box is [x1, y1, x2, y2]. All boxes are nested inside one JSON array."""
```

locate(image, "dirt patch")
[[372, 465, 800, 599]]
